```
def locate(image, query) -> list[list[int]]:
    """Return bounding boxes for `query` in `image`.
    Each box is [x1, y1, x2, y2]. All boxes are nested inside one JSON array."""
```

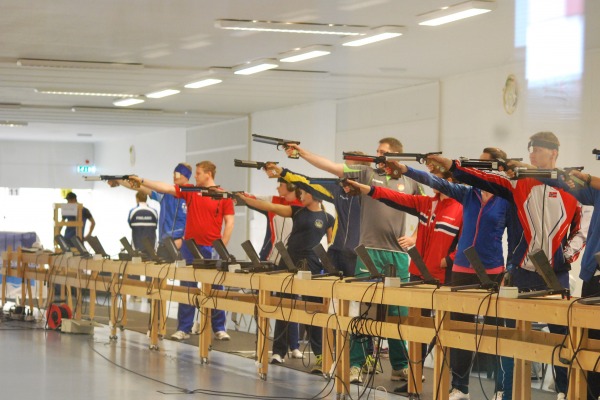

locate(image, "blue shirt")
[[150, 191, 187, 241], [405, 166, 510, 270]]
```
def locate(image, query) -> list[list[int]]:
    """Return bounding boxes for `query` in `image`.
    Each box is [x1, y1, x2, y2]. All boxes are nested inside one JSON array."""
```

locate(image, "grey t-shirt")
[[344, 164, 422, 251]]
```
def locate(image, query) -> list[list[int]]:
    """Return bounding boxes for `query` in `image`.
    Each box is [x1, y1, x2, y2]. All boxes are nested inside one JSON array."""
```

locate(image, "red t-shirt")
[[174, 185, 235, 246]]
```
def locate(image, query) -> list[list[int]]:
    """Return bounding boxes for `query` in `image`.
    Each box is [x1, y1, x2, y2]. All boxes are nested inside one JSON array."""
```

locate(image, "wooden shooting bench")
[[2, 248, 600, 400]]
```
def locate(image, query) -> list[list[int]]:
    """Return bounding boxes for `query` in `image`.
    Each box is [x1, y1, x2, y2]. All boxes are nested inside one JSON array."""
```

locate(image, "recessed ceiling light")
[[417, 1, 496, 26], [342, 26, 406, 47], [113, 98, 145, 107], [0, 120, 28, 127], [17, 59, 144, 69], [35, 89, 138, 97], [233, 59, 279, 75], [184, 78, 223, 89], [279, 45, 332, 63], [76, 133, 93, 137], [215, 19, 368, 36], [145, 89, 180, 99]]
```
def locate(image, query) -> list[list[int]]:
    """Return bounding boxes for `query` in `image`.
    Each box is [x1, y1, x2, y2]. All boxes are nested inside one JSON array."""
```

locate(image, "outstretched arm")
[[285, 144, 344, 178], [129, 176, 176, 196], [107, 179, 152, 195], [237, 194, 293, 218]]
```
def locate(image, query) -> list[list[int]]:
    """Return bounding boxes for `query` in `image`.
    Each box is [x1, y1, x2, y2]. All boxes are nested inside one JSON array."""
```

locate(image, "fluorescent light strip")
[[145, 89, 180, 98], [215, 19, 368, 36], [0, 120, 28, 127], [342, 26, 406, 47], [279, 45, 332, 62], [184, 78, 223, 89], [35, 89, 138, 97], [113, 98, 145, 107], [17, 59, 144, 69], [417, 1, 496, 26], [233, 59, 279, 75]]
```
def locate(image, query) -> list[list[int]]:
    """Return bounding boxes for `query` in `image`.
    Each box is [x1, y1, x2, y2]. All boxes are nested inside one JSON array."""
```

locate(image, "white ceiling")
[[0, 0, 598, 142]]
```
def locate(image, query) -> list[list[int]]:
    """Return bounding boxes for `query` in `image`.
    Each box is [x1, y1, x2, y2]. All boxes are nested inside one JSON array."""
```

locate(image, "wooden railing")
[[2, 247, 599, 400]]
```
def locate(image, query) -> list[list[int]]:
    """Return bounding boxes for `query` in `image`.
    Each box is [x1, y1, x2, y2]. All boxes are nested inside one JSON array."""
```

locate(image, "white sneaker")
[[191, 322, 200, 335], [448, 388, 470, 400], [493, 391, 503, 400], [290, 349, 304, 359], [270, 354, 284, 364], [170, 330, 190, 340], [349, 366, 363, 383], [214, 330, 230, 341], [556, 393, 566, 400]]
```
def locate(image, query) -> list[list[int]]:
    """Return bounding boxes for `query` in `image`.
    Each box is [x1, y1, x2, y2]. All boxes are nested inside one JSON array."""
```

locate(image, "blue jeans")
[[177, 244, 226, 333], [501, 268, 569, 399]]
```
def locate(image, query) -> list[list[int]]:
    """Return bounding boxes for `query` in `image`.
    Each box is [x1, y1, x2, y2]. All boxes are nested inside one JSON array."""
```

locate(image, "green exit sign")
[[77, 165, 96, 174]]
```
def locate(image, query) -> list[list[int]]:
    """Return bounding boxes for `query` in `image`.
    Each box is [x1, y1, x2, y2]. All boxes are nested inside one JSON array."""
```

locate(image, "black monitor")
[[451, 246, 497, 292], [120, 237, 141, 259], [273, 242, 298, 272], [185, 239, 204, 260], [344, 245, 385, 283], [162, 236, 182, 263], [55, 234, 72, 253], [212, 238, 235, 262], [519, 249, 570, 299], [238, 240, 274, 273], [87, 236, 110, 258], [405, 246, 440, 286], [141, 237, 162, 263], [69, 236, 92, 258], [184, 239, 219, 269], [311, 244, 342, 278]]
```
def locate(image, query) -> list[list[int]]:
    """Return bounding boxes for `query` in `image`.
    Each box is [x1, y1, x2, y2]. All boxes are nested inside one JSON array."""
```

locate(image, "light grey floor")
[[0, 293, 560, 400], [0, 317, 375, 400]]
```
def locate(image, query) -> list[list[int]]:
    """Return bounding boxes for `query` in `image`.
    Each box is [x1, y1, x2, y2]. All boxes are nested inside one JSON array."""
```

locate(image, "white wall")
[[91, 128, 187, 256], [0, 141, 94, 189], [336, 82, 440, 158]]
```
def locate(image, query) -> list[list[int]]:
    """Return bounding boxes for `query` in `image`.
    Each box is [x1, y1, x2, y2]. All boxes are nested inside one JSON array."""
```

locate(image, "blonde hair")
[[379, 137, 403, 153], [196, 161, 216, 178]]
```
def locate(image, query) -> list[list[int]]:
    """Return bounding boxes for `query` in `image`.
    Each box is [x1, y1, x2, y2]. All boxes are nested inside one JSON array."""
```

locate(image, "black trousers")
[[449, 271, 504, 394]]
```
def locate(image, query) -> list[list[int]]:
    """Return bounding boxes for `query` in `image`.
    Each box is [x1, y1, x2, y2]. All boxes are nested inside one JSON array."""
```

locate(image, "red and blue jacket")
[[451, 161, 583, 273], [369, 185, 462, 284]]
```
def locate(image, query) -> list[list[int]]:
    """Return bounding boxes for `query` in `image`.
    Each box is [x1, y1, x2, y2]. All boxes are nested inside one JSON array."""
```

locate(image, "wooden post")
[[408, 306, 424, 395], [513, 320, 532, 400], [256, 286, 270, 379], [1, 246, 12, 305], [433, 310, 450, 400], [335, 299, 350, 397], [567, 326, 587, 400], [199, 282, 212, 361]]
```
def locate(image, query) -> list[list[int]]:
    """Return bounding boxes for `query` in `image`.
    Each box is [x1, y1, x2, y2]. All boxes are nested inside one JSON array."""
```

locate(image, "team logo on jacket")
[[549, 192, 557, 198], [315, 219, 324, 228]]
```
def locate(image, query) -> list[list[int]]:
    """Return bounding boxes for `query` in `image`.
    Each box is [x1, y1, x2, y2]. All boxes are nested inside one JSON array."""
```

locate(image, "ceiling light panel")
[[233, 59, 279, 75], [184, 78, 223, 89], [215, 19, 369, 36], [145, 89, 180, 98], [417, 1, 496, 26], [342, 26, 406, 47], [35, 89, 138, 97], [17, 59, 144, 69], [279, 45, 332, 62], [113, 98, 145, 107], [0, 120, 28, 127]]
